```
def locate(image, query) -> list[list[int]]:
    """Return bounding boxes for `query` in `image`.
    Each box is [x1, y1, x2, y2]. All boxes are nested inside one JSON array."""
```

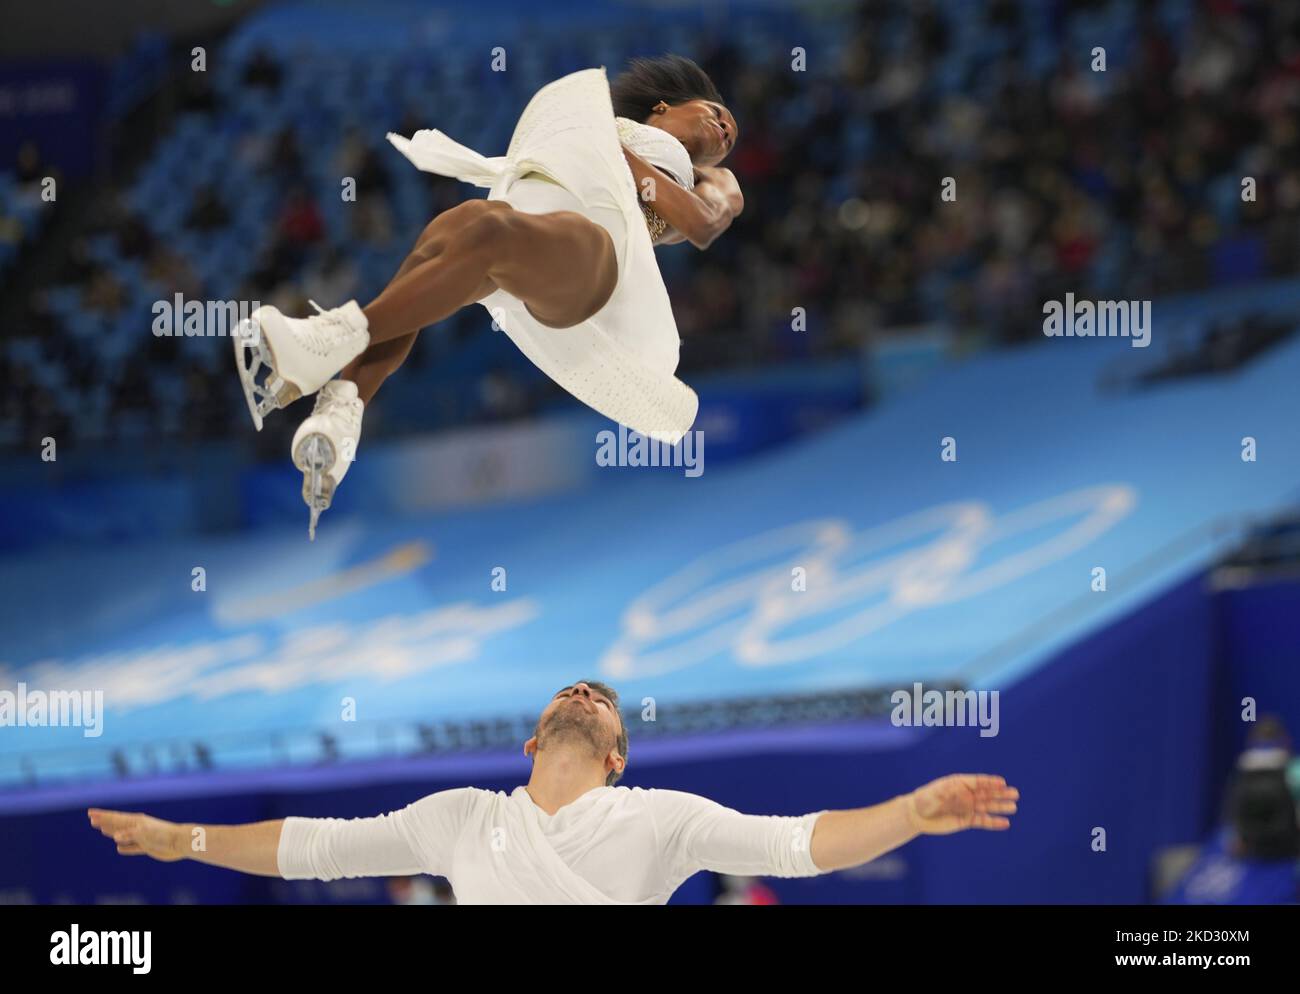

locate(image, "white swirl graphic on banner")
[[600, 484, 1137, 678]]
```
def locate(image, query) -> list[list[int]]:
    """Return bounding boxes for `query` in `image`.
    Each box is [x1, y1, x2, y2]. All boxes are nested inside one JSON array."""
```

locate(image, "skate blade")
[[233, 319, 303, 431], [295, 433, 337, 542]]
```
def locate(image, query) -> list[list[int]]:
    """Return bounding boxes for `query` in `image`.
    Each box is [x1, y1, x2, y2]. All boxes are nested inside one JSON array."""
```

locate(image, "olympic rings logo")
[[599, 484, 1137, 678]]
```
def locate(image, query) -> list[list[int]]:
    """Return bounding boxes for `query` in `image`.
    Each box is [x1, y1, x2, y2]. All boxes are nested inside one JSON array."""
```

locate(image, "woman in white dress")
[[234, 56, 742, 538]]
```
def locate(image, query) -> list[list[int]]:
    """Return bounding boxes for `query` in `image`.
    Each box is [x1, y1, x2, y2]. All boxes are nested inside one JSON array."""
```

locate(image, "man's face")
[[531, 683, 621, 765]]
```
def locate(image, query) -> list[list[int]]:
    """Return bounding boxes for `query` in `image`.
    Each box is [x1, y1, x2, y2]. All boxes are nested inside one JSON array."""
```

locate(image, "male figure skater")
[[90, 681, 1019, 904]]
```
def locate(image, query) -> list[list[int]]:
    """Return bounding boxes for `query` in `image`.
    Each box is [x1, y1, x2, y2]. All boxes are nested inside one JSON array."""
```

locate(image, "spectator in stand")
[[334, 128, 393, 198], [146, 245, 202, 300], [277, 184, 325, 248], [713, 874, 779, 905], [303, 247, 361, 306], [185, 184, 231, 231], [349, 196, 395, 248], [178, 70, 218, 114], [243, 48, 284, 92], [117, 212, 156, 260], [268, 126, 305, 184], [14, 141, 46, 202], [82, 267, 127, 318], [1226, 716, 1300, 861], [386, 875, 456, 906]]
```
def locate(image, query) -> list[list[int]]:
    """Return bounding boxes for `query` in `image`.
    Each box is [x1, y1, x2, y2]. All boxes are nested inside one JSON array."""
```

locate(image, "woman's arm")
[[621, 146, 743, 250]]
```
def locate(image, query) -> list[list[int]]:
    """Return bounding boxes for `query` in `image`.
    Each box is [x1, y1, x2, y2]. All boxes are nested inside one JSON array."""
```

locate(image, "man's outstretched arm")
[[660, 773, 1020, 880], [89, 790, 471, 880], [88, 809, 285, 876], [810, 774, 1020, 872]]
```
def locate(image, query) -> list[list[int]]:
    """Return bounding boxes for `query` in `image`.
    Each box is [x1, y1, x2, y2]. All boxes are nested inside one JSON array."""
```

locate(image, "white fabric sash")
[[505, 792, 625, 905], [386, 130, 508, 189]]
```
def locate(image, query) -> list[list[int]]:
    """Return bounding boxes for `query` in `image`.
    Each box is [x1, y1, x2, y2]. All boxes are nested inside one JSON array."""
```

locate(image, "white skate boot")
[[291, 379, 364, 541], [234, 299, 370, 430]]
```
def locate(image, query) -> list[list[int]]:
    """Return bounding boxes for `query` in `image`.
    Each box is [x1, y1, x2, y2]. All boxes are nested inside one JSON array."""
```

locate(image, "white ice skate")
[[234, 300, 370, 430], [291, 379, 364, 541]]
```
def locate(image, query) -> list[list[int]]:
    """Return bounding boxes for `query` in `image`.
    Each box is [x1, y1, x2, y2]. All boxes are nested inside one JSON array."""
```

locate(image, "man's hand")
[[809, 773, 1019, 871], [89, 810, 286, 875], [905, 774, 1019, 835], [88, 809, 188, 861]]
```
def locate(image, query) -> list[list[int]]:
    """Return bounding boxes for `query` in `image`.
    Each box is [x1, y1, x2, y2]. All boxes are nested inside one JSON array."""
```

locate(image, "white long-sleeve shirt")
[[277, 785, 828, 904]]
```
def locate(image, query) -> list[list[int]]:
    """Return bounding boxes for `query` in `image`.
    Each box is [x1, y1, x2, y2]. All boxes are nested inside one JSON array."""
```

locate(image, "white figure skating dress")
[[387, 67, 700, 442]]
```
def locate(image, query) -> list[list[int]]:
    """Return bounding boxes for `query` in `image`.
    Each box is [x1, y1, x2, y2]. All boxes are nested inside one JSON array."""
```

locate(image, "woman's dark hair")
[[610, 54, 724, 122]]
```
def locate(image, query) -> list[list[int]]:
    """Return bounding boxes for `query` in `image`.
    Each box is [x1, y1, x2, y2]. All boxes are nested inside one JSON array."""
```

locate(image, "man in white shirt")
[[89, 680, 1020, 904]]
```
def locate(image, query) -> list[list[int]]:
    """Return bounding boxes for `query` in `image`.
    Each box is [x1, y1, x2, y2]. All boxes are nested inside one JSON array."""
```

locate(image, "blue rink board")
[[2, 283, 1299, 781]]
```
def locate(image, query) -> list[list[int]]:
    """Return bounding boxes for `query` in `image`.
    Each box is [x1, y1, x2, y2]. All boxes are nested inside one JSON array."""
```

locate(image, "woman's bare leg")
[[340, 334, 417, 405], [361, 200, 617, 346], [339, 201, 488, 404], [339, 198, 617, 405]]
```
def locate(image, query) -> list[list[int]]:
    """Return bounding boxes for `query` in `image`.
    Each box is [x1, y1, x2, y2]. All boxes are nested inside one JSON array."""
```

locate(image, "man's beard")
[[537, 703, 611, 758]]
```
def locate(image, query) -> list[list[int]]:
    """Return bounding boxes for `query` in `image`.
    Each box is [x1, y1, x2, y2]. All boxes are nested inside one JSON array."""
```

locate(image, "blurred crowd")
[[687, 0, 1300, 365], [4, 0, 1300, 454]]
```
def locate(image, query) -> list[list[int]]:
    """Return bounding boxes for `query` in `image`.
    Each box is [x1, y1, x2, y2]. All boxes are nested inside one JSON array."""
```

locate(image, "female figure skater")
[[234, 56, 742, 538]]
